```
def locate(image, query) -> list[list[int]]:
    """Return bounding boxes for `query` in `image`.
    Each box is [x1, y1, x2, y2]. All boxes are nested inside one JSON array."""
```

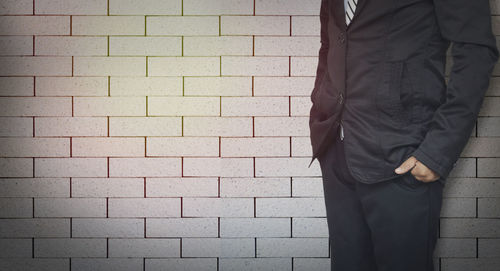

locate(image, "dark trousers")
[[317, 132, 445, 271]]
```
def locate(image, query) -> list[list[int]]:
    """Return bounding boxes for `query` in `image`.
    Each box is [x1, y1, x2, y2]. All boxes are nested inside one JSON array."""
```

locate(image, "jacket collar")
[[332, 0, 367, 30]]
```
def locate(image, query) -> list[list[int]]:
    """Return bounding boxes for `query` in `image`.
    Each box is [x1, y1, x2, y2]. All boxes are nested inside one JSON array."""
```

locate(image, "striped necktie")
[[345, 0, 358, 25]]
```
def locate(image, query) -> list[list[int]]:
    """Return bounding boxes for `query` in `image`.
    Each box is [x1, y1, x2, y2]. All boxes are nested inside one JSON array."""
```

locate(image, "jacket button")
[[338, 32, 345, 44]]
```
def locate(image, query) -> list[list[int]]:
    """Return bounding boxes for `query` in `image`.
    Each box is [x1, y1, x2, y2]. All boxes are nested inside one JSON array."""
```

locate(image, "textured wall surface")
[[0, 0, 499, 270]]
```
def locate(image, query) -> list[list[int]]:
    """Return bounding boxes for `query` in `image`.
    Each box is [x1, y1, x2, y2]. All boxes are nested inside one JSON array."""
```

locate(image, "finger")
[[395, 156, 417, 174]]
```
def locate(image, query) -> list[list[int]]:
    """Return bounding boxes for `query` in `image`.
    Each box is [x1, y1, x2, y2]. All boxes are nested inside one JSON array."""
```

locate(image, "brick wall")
[[0, 0, 498, 270]]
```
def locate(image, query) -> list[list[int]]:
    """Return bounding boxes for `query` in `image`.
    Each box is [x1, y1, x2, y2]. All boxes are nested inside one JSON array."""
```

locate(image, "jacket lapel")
[[332, 0, 367, 30]]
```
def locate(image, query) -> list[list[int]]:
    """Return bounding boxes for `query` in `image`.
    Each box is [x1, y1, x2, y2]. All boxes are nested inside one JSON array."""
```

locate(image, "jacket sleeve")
[[310, 0, 329, 107], [410, 0, 499, 181]]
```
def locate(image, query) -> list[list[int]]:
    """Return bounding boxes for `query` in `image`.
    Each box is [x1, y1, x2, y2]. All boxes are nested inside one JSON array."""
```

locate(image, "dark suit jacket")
[[308, 0, 499, 184]]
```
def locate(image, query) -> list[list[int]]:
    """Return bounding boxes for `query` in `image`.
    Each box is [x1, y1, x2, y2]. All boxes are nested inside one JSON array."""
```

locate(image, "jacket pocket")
[[314, 72, 341, 117], [376, 60, 414, 127]]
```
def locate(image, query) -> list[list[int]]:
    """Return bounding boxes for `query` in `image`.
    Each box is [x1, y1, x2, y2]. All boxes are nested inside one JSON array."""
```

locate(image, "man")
[[308, 0, 498, 270]]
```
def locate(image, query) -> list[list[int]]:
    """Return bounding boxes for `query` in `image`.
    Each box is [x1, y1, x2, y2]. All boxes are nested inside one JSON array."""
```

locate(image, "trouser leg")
[[356, 165, 444, 271], [318, 135, 377, 271]]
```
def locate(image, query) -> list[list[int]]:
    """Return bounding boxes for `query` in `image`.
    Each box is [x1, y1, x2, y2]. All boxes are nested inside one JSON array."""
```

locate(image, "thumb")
[[395, 156, 417, 174]]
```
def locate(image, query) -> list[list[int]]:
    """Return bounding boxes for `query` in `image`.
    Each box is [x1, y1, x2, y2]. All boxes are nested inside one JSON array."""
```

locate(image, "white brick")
[[291, 136, 313, 157], [0, 198, 32, 218], [291, 258, 328, 271], [220, 218, 290, 237], [448, 158, 476, 178], [220, 137, 290, 157], [72, 258, 142, 271], [478, 238, 500, 257], [219, 258, 291, 271], [0, 259, 68, 270], [72, 218, 143, 238], [110, 36, 181, 56], [0, 0, 32, 15], [183, 157, 253, 177], [183, 238, 254, 257], [441, 218, 500, 238], [109, 117, 181, 136], [0, 56, 71, 76], [146, 177, 219, 197], [0, 218, 69, 237], [478, 158, 500, 177], [221, 97, 289, 116], [148, 56, 219, 76], [0, 158, 32, 177], [35, 238, 106, 258], [183, 198, 254, 217], [74, 56, 145, 76], [36, 0, 107, 15], [35, 36, 107, 56], [108, 198, 181, 217], [183, 0, 253, 15], [147, 218, 218, 237], [0, 178, 69, 197], [254, 76, 315, 96], [0, 239, 32, 257], [220, 177, 291, 197], [184, 77, 252, 96], [147, 16, 219, 36], [148, 96, 220, 116], [72, 137, 145, 157], [146, 258, 217, 271], [109, 0, 181, 15], [441, 258, 500, 271], [478, 198, 500, 217], [0, 16, 69, 35], [35, 117, 107, 137], [478, 117, 500, 136], [0, 36, 32, 55], [110, 76, 182, 96], [0, 77, 33, 96], [72, 16, 144, 35], [184, 36, 252, 56], [291, 56, 318, 76], [257, 238, 328, 257], [74, 97, 146, 116], [108, 238, 180, 257], [254, 36, 320, 56], [254, 116, 309, 136], [462, 137, 500, 157], [36, 77, 108, 97], [255, 0, 321, 15], [72, 178, 144, 197], [441, 198, 476, 217], [0, 138, 68, 157], [0, 97, 71, 116], [35, 158, 107, 177], [147, 137, 219, 157], [434, 238, 476, 258], [184, 117, 252, 136], [35, 198, 106, 217], [292, 217, 328, 237], [292, 177, 323, 197], [0, 117, 32, 137], [109, 158, 181, 177], [444, 178, 500, 198], [221, 16, 289, 35], [256, 157, 321, 177], [291, 96, 313, 116], [292, 16, 319, 36], [256, 198, 325, 217], [222, 56, 289, 76]]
